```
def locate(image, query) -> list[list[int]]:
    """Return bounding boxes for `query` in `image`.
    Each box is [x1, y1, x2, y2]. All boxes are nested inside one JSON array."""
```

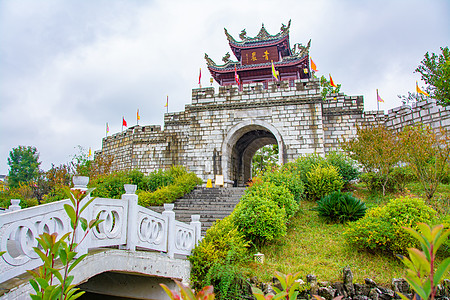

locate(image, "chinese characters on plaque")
[[241, 46, 279, 66]]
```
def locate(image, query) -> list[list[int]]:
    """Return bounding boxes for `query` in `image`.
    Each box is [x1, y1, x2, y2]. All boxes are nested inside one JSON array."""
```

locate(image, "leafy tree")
[[341, 126, 401, 196], [398, 125, 450, 201], [7, 146, 41, 188], [252, 144, 278, 176], [320, 75, 341, 101], [416, 46, 450, 106], [397, 91, 428, 106]]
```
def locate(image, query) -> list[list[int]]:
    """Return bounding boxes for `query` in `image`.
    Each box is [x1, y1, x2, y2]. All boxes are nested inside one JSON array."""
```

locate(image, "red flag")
[[310, 58, 318, 72], [329, 74, 337, 88], [234, 65, 240, 85], [198, 68, 201, 86], [122, 117, 127, 127]]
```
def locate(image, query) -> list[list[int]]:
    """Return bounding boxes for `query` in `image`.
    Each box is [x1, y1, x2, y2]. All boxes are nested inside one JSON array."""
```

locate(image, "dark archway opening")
[[230, 129, 277, 186]]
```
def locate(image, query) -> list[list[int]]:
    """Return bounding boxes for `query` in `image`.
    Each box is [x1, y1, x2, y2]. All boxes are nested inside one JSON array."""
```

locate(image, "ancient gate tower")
[[99, 21, 384, 186]]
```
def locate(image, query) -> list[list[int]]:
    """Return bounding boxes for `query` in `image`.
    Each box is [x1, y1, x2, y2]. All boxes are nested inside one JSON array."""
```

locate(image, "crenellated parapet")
[[385, 100, 450, 132]]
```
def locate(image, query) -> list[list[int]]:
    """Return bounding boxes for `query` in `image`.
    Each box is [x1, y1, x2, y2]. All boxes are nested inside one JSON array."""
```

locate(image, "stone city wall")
[[98, 77, 450, 183], [385, 100, 450, 132]]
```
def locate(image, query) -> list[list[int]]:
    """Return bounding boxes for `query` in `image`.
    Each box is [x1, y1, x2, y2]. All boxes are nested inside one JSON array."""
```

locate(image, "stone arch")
[[222, 120, 285, 186]]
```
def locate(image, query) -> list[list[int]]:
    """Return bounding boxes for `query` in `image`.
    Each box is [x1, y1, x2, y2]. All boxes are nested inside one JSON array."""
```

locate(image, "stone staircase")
[[149, 187, 246, 235]]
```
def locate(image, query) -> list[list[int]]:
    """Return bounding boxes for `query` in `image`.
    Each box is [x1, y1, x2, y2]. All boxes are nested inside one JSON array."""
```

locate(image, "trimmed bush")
[[325, 151, 360, 184], [189, 216, 249, 291], [138, 172, 202, 206], [281, 153, 327, 184], [344, 196, 436, 253], [246, 181, 298, 218], [90, 170, 133, 198], [306, 165, 344, 201], [232, 195, 287, 246], [261, 168, 304, 202], [313, 191, 366, 223]]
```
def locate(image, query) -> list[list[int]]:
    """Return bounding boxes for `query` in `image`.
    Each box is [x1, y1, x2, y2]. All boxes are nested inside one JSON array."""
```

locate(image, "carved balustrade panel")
[[0, 200, 71, 283], [173, 220, 195, 256], [89, 198, 128, 248], [136, 206, 167, 252]]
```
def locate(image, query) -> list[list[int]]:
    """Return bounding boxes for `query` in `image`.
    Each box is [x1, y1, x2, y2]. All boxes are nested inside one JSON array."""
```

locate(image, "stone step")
[[148, 186, 246, 234]]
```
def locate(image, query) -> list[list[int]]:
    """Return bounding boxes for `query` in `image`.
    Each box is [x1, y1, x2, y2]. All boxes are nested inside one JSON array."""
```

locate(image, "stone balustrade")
[[0, 177, 201, 284]]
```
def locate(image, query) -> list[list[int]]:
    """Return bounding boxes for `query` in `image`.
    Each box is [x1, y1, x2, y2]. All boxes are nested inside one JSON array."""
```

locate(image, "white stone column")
[[8, 199, 21, 212], [121, 184, 138, 251], [190, 215, 201, 246], [162, 203, 176, 258]]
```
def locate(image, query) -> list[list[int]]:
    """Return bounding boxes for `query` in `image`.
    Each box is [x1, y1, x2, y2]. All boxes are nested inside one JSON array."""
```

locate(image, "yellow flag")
[[137, 109, 140, 121], [88, 147, 92, 158], [416, 82, 429, 96], [271, 60, 279, 80]]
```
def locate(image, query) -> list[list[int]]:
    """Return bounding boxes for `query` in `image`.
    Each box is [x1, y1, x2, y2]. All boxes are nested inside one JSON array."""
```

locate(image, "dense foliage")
[[244, 181, 298, 218], [313, 191, 367, 223], [138, 171, 202, 206], [305, 164, 344, 201], [189, 216, 249, 291], [416, 46, 450, 106], [344, 196, 436, 253], [261, 167, 304, 201], [342, 125, 402, 195], [233, 194, 287, 246], [325, 151, 360, 184], [399, 125, 450, 200]]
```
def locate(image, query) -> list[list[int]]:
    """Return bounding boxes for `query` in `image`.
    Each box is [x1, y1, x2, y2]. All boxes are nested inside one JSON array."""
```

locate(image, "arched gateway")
[[98, 21, 384, 186], [222, 120, 284, 186]]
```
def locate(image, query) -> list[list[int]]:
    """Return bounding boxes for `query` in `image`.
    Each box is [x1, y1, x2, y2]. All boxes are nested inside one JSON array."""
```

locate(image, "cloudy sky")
[[0, 0, 449, 174]]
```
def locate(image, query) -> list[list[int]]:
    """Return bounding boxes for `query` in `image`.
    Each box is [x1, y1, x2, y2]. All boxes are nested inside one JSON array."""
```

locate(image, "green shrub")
[[0, 184, 39, 208], [246, 181, 298, 218], [360, 167, 415, 194], [359, 172, 395, 194], [232, 195, 287, 246], [344, 196, 436, 253], [313, 191, 366, 223], [261, 168, 304, 202], [189, 216, 249, 290], [306, 165, 344, 201], [138, 172, 202, 206], [142, 168, 176, 192], [281, 154, 327, 184], [204, 263, 248, 300], [90, 171, 132, 198], [42, 186, 68, 203], [390, 166, 416, 192], [438, 214, 450, 257], [325, 151, 360, 184]]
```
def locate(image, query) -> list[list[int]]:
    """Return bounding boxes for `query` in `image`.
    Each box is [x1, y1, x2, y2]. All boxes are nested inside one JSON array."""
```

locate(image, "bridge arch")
[[222, 120, 285, 186]]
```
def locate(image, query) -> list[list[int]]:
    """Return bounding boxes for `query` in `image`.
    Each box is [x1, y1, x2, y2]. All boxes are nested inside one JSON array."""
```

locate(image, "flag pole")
[[377, 89, 379, 111]]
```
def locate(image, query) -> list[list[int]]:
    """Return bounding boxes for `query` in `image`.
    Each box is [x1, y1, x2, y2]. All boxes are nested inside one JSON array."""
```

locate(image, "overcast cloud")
[[0, 0, 449, 174]]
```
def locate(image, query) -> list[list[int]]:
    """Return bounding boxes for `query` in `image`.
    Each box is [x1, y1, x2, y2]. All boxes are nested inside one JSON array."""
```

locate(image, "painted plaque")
[[241, 46, 279, 65]]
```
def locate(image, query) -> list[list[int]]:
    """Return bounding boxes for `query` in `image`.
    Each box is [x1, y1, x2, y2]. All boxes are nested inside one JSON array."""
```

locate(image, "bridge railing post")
[[190, 215, 201, 246], [162, 203, 176, 258], [121, 184, 138, 251]]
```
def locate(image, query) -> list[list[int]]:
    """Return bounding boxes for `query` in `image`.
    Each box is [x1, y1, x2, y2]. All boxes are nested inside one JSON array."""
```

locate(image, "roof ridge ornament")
[[224, 20, 291, 44], [291, 39, 311, 58]]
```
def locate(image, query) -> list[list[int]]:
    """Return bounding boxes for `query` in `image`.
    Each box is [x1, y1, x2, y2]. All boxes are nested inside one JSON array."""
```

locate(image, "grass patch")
[[242, 183, 450, 286], [246, 201, 405, 286]]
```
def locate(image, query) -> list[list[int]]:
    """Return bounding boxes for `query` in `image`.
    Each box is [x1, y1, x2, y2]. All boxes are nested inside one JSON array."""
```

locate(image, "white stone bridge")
[[0, 179, 201, 299]]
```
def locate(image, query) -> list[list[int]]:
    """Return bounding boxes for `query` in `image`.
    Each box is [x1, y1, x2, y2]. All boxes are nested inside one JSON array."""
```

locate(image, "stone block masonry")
[[98, 77, 446, 186]]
